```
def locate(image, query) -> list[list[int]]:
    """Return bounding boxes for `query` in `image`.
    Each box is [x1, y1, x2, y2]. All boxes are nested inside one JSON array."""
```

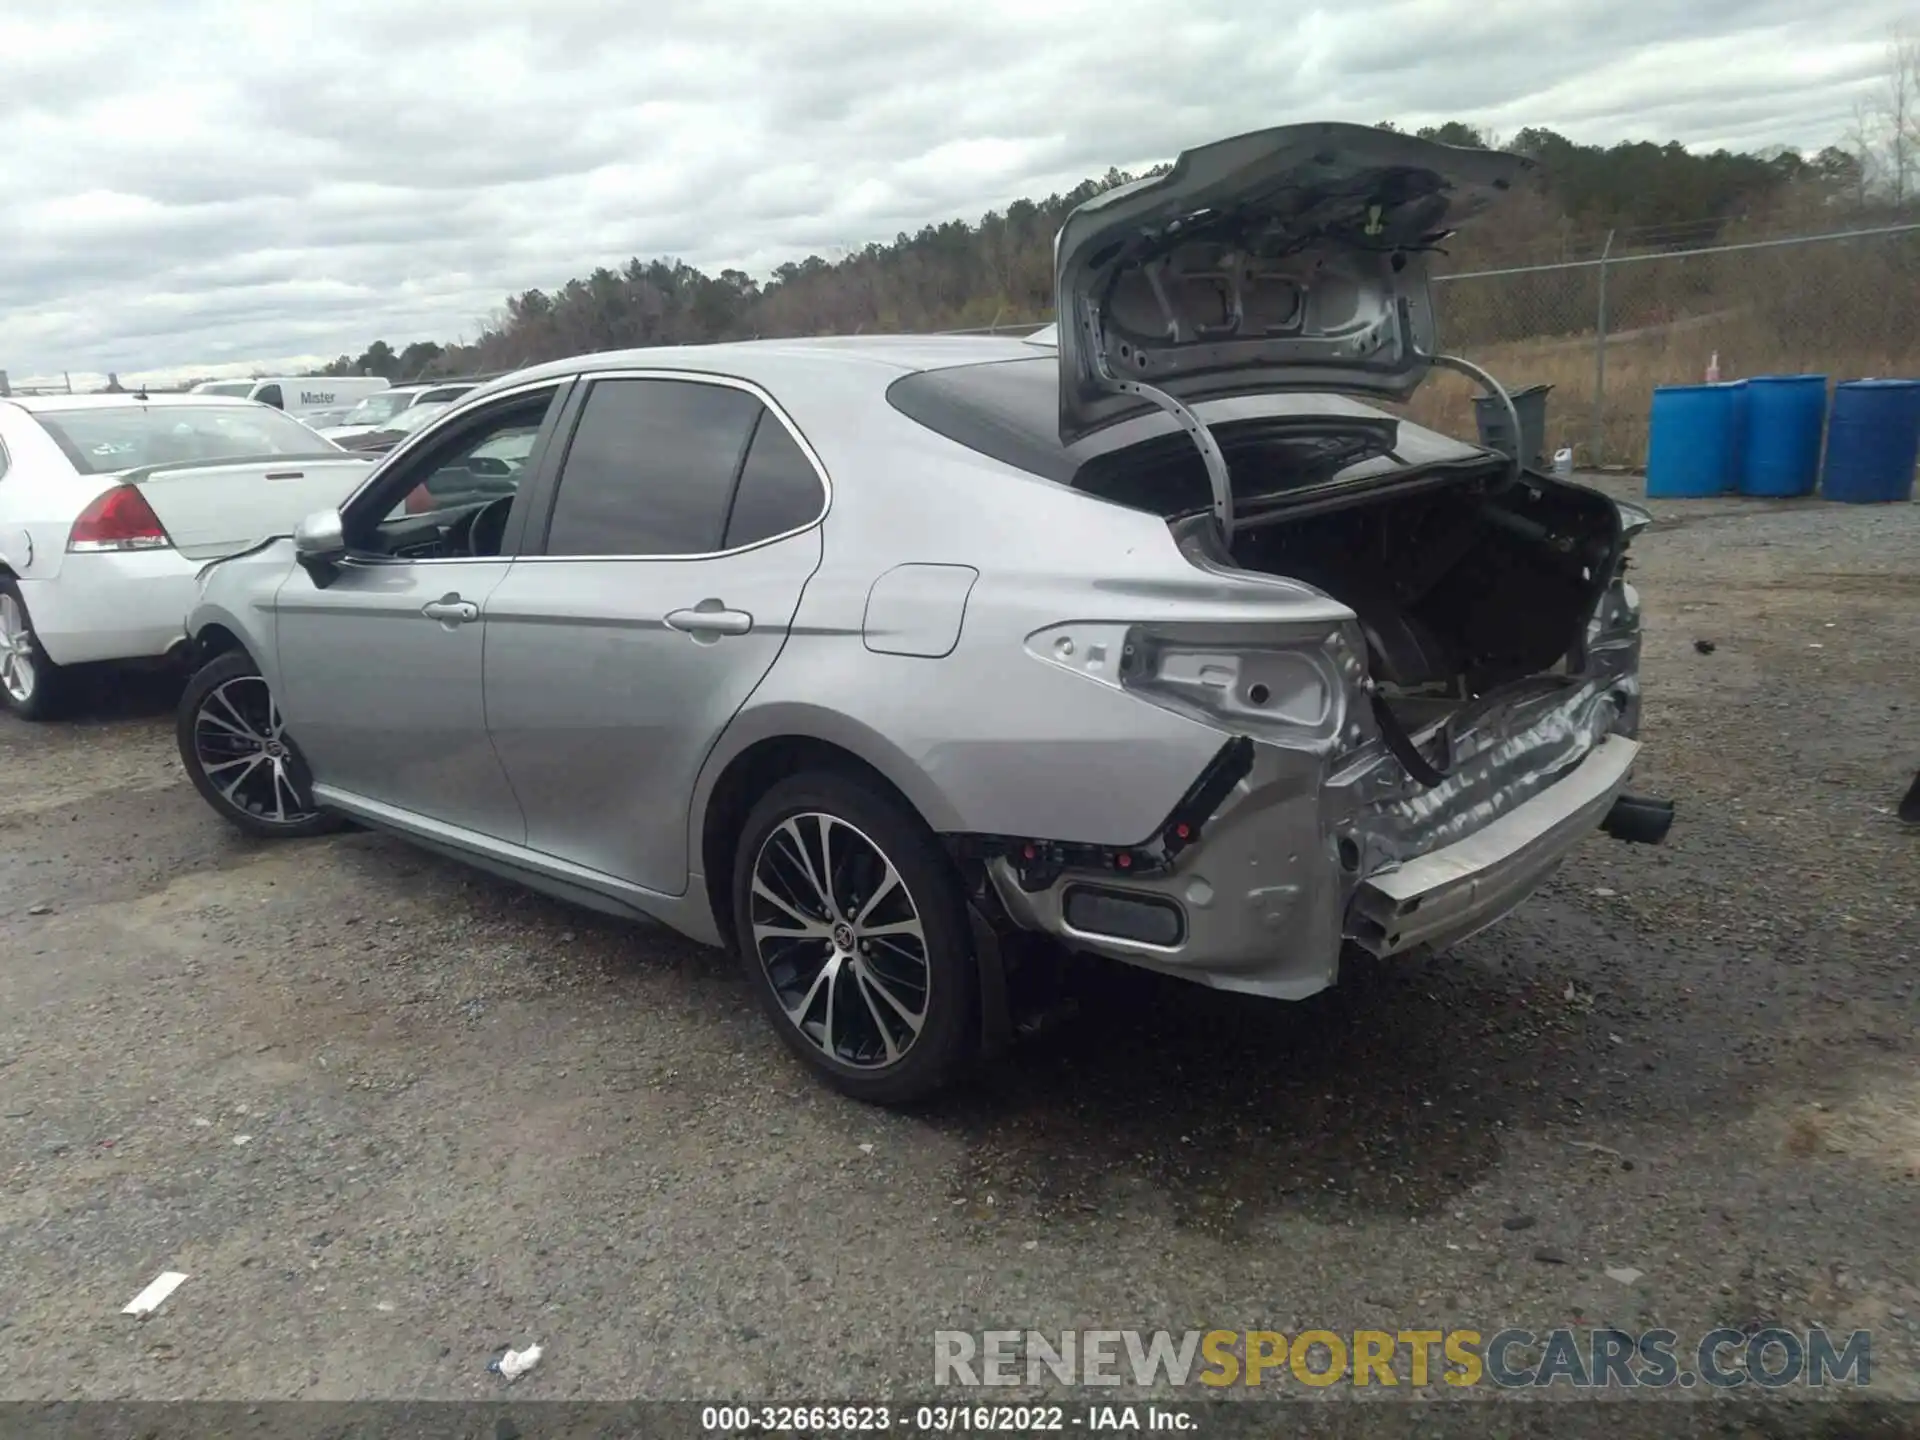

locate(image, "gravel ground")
[[0, 482, 1915, 1418]]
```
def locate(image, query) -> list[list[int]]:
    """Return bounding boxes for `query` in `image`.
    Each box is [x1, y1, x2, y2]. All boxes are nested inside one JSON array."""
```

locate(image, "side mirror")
[[293, 507, 347, 587]]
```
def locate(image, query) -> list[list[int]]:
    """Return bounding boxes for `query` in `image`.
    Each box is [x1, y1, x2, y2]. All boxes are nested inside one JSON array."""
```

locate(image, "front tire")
[[0, 579, 72, 721], [177, 651, 342, 839], [732, 771, 978, 1106]]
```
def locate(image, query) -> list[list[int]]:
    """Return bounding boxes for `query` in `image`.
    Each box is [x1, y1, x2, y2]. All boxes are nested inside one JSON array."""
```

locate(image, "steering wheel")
[[467, 495, 515, 557]]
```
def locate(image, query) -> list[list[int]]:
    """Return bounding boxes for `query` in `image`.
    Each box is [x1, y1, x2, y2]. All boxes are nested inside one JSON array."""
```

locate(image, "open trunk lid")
[[120, 455, 375, 562], [1053, 121, 1532, 448]]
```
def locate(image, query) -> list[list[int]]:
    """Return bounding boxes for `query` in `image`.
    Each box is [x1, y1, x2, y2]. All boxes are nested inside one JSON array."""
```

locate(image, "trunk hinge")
[[1419, 351, 1524, 489], [1107, 376, 1236, 542]]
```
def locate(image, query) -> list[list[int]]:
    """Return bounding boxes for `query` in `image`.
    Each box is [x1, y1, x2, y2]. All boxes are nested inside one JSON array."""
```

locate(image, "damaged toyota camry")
[[176, 121, 1670, 1105]]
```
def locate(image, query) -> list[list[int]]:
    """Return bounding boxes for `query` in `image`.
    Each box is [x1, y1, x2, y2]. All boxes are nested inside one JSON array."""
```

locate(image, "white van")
[[189, 376, 390, 423]]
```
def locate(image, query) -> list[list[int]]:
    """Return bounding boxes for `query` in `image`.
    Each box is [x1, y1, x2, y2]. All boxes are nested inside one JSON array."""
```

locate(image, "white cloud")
[[0, 0, 1910, 381]]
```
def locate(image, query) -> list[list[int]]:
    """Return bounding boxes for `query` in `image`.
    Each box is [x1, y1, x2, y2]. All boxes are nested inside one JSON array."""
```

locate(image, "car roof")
[[5, 392, 269, 413], [487, 334, 1045, 393], [457, 335, 1489, 484]]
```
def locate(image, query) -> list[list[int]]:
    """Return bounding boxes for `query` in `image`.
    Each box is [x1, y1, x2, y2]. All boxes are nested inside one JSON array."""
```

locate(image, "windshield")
[[386, 402, 449, 434], [33, 404, 340, 476], [340, 392, 415, 426]]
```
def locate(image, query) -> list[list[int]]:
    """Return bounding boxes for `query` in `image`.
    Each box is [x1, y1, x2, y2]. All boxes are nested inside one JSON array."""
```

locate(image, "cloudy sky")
[[1, 0, 1911, 387]]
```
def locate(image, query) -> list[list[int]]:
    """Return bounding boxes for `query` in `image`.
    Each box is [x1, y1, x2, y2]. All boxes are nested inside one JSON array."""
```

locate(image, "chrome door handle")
[[421, 596, 479, 624], [665, 602, 753, 638]]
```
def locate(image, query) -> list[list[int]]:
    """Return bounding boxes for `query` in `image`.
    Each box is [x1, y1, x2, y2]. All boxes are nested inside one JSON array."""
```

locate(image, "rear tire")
[[0, 579, 73, 722], [732, 770, 978, 1106], [177, 651, 343, 839]]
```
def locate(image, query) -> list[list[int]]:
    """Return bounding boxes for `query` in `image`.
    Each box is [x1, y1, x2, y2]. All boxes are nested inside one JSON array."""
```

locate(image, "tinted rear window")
[[34, 404, 336, 475], [886, 357, 1482, 517], [544, 378, 762, 556], [723, 413, 824, 548], [886, 356, 1077, 482]]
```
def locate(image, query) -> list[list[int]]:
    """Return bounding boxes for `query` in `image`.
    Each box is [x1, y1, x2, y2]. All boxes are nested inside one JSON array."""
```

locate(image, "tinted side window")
[[254, 383, 284, 409], [724, 413, 824, 547], [545, 379, 760, 556]]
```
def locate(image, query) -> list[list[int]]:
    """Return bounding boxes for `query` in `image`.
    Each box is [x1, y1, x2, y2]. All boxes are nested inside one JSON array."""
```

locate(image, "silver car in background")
[[176, 122, 1669, 1104]]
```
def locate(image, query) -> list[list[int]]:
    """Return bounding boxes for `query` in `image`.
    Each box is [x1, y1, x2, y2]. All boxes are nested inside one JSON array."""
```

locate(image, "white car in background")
[[0, 393, 375, 719], [320, 382, 478, 441]]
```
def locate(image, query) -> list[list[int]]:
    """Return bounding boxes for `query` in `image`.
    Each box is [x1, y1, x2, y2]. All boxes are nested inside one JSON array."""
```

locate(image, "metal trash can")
[[1473, 383, 1552, 470]]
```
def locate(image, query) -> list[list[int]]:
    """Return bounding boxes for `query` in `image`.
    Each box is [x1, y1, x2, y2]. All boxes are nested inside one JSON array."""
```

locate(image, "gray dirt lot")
[[0, 478, 1916, 1411]]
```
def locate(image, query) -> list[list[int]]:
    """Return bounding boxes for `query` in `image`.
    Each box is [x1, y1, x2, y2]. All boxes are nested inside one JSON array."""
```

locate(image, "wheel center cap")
[[831, 921, 856, 952], [264, 740, 286, 759]]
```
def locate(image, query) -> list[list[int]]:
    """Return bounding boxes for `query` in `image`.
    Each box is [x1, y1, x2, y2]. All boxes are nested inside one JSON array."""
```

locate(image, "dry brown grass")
[[1404, 315, 1920, 467], [1405, 228, 1920, 465]]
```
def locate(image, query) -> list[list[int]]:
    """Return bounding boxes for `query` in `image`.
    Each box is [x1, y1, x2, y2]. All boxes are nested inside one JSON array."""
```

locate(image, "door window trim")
[[334, 377, 573, 568], [518, 369, 832, 564]]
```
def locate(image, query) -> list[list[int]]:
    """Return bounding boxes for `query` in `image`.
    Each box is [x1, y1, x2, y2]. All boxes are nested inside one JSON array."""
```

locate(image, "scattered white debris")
[[1593, 887, 1617, 898], [232, 1134, 253, 1146], [1605, 1266, 1645, 1285], [191, 1118, 212, 1128], [1564, 982, 1577, 1001], [375, 1301, 396, 1313], [1609, 1033, 1624, 1045], [489, 1343, 542, 1380], [1022, 1240, 1039, 1251], [123, 1271, 188, 1316], [1807, 642, 1824, 649], [857, 1143, 875, 1156]]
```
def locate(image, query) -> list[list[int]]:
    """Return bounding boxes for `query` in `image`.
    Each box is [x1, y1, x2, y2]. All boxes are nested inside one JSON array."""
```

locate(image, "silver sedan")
[[176, 122, 1669, 1104]]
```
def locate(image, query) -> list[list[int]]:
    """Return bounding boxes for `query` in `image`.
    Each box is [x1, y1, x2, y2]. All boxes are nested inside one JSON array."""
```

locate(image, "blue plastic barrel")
[[1646, 383, 1740, 497], [1821, 379, 1920, 504], [1737, 375, 1828, 497]]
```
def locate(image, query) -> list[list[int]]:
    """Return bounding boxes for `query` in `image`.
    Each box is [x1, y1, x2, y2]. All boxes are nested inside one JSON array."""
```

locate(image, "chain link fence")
[[1420, 223, 1920, 466]]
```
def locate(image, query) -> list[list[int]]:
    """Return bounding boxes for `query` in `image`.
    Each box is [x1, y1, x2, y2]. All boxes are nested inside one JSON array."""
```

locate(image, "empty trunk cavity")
[[1225, 465, 1622, 707]]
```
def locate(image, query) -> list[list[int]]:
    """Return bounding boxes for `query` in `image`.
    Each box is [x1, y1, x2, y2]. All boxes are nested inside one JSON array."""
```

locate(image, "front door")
[[272, 381, 570, 842], [484, 374, 828, 895]]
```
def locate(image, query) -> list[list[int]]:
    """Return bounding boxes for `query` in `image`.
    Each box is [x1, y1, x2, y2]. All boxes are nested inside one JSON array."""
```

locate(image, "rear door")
[[484, 372, 826, 895]]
